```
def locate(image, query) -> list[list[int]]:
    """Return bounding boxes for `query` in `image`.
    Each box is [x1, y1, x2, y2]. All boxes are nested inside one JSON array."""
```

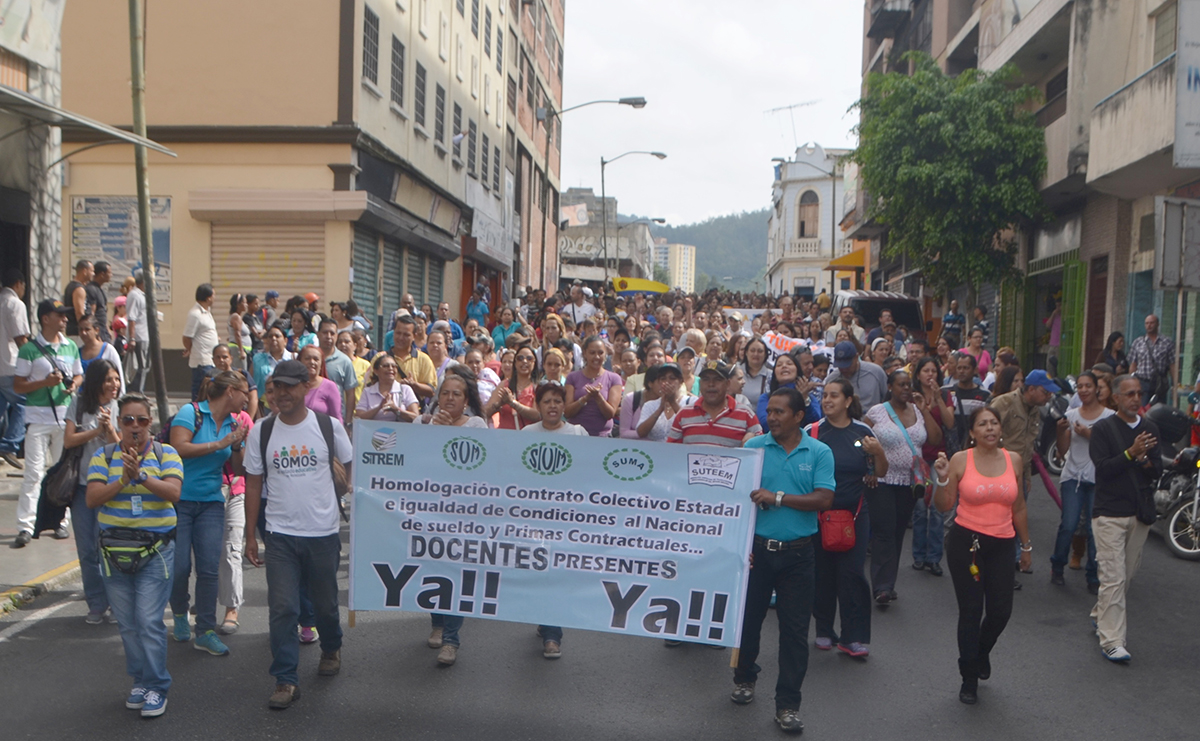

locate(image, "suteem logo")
[[687, 454, 741, 489]]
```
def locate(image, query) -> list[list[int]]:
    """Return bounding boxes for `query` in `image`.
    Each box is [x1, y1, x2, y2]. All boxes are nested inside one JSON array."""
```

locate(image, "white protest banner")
[[349, 421, 762, 646], [760, 330, 807, 361]]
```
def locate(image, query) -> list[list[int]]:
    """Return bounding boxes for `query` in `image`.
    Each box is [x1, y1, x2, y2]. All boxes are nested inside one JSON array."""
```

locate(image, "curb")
[[1, 561, 81, 616]]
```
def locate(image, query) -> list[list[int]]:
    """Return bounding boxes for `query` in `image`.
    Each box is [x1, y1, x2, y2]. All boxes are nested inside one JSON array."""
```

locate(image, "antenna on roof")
[[764, 100, 820, 149]]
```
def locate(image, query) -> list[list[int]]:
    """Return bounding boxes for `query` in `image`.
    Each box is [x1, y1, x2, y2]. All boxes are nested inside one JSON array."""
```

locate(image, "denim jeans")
[[538, 625, 563, 643], [190, 365, 213, 402], [104, 539, 175, 694], [1051, 479, 1098, 582], [170, 500, 225, 634], [431, 614, 464, 647], [735, 538, 815, 711], [911, 497, 945, 565], [0, 374, 25, 455], [813, 508, 871, 645], [265, 532, 343, 686], [71, 484, 109, 614], [255, 498, 314, 628], [127, 341, 149, 393]]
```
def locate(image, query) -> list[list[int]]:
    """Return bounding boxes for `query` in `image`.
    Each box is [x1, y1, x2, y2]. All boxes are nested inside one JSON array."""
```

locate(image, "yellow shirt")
[[351, 355, 371, 403], [393, 346, 437, 390]]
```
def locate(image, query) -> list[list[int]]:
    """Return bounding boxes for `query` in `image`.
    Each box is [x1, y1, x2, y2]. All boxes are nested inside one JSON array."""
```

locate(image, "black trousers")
[[734, 539, 815, 711], [866, 484, 918, 596], [946, 524, 1015, 680], [813, 507, 871, 645]]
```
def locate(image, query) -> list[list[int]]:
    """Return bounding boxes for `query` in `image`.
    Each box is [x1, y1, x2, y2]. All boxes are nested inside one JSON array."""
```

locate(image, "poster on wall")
[[71, 196, 172, 304], [1176, 0, 1200, 168]]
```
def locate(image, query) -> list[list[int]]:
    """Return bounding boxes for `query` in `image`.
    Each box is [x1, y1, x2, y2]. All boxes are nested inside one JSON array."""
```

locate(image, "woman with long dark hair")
[[912, 357, 955, 576], [741, 337, 772, 411], [1097, 332, 1127, 374], [227, 294, 251, 371], [565, 336, 624, 437], [992, 366, 1023, 398], [487, 344, 541, 429]]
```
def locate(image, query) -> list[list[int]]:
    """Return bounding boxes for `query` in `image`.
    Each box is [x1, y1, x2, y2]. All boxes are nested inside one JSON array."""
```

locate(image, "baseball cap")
[[698, 360, 733, 379], [271, 359, 310, 386], [656, 362, 684, 379], [37, 299, 70, 320], [304, 292, 320, 304], [833, 341, 859, 370], [1023, 369, 1059, 393], [730, 312, 744, 322], [265, 290, 280, 300]]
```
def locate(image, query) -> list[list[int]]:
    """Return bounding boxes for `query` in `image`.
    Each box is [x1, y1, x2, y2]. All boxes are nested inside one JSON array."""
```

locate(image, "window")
[[484, 74, 491, 114], [453, 102, 463, 158], [471, 0, 480, 38], [1154, 2, 1178, 65], [468, 119, 478, 177], [797, 190, 819, 238], [493, 145, 501, 193], [496, 25, 503, 74], [526, 57, 535, 107], [362, 6, 380, 85], [496, 89, 503, 127], [414, 63, 427, 128], [456, 0, 464, 16], [389, 36, 405, 106], [471, 55, 479, 98], [507, 75, 517, 113], [557, 47, 563, 81], [456, 36, 464, 80], [518, 49, 527, 93], [439, 12, 449, 60], [484, 8, 492, 57], [434, 84, 446, 142], [506, 126, 515, 158], [482, 133, 491, 187], [418, 0, 429, 37]]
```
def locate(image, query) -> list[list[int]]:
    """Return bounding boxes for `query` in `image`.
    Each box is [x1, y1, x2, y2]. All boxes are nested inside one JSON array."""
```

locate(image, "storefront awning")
[[823, 247, 866, 272], [0, 84, 175, 157]]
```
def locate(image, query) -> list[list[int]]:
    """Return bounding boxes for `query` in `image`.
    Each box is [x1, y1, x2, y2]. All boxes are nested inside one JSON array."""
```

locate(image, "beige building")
[[655, 243, 697, 293], [58, 0, 534, 390]]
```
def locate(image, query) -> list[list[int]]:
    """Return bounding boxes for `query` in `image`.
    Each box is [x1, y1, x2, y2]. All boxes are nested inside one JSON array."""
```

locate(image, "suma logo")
[[603, 448, 654, 482], [522, 441, 573, 476], [443, 437, 486, 471]]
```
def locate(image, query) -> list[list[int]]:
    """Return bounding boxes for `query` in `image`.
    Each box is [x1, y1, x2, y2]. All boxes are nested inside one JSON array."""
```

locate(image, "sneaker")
[[889, 590, 899, 601], [814, 637, 833, 651], [106, 608, 118, 624], [428, 627, 444, 649], [1103, 646, 1132, 662], [838, 642, 870, 658], [1, 452, 22, 469], [268, 684, 300, 710], [140, 690, 167, 718], [172, 614, 191, 642], [1050, 571, 1065, 586], [52, 526, 69, 540], [299, 626, 318, 644], [318, 650, 341, 676], [874, 591, 891, 606], [912, 561, 926, 571], [193, 630, 230, 656], [86, 611, 106, 625], [10, 530, 31, 548], [437, 644, 458, 665], [543, 640, 562, 659], [730, 682, 755, 705], [125, 687, 147, 710], [663, 638, 683, 647], [775, 708, 805, 733], [926, 562, 944, 577]]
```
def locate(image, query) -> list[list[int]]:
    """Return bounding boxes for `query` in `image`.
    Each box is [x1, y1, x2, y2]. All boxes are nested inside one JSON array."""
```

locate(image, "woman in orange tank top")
[[933, 405, 1031, 706]]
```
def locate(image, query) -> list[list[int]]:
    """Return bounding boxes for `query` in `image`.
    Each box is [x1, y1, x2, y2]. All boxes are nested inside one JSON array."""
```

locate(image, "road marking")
[[0, 595, 79, 644], [0, 559, 81, 603]]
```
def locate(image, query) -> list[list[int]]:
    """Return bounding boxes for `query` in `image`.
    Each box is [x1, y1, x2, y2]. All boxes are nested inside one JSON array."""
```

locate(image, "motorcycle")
[[1037, 375, 1074, 477], [1146, 403, 1200, 561]]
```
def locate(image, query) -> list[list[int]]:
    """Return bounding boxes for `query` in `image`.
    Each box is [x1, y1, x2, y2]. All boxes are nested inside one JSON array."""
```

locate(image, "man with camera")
[[11, 300, 82, 547]]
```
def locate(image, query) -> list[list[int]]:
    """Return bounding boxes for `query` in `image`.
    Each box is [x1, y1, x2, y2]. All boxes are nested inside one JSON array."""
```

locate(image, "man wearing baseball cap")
[[824, 341, 888, 412], [11, 300, 83, 547], [263, 291, 281, 331], [667, 360, 761, 448]]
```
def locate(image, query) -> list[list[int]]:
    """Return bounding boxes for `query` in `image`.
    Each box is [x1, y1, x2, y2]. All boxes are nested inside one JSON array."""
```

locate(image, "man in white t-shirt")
[[182, 283, 220, 402], [243, 359, 352, 710], [563, 283, 597, 326], [124, 271, 150, 392]]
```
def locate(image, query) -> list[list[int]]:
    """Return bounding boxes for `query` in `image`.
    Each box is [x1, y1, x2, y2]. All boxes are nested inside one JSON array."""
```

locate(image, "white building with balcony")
[[766, 143, 849, 300]]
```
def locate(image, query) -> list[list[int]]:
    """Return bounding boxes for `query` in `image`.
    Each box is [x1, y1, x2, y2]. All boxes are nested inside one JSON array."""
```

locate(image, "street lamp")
[[601, 151, 667, 281], [773, 147, 841, 293], [529, 97, 648, 290]]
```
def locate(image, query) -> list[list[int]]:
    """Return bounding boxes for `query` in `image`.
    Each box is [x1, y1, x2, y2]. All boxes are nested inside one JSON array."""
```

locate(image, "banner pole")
[[730, 648, 739, 668], [349, 610, 356, 628]]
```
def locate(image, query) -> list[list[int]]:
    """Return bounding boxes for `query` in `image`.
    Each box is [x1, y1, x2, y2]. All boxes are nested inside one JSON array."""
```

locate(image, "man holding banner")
[[733, 387, 835, 735]]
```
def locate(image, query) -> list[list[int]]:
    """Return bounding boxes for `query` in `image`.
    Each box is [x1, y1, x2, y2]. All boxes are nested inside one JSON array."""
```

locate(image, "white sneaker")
[[1103, 646, 1131, 662]]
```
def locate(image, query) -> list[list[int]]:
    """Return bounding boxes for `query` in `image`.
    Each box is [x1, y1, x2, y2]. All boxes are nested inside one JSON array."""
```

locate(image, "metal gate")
[[352, 227, 380, 321]]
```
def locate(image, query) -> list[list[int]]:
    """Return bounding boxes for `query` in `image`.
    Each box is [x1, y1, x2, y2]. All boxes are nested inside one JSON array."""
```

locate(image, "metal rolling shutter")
[[352, 227, 380, 319], [407, 249, 426, 303], [211, 223, 325, 306], [381, 239, 403, 320], [427, 257, 444, 303]]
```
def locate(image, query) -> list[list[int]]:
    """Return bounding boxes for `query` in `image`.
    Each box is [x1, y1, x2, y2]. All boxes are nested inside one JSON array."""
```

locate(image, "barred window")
[[471, 0, 479, 38], [493, 145, 501, 193], [481, 133, 491, 188], [507, 75, 517, 114], [483, 8, 492, 57], [496, 24, 503, 74], [414, 63, 427, 127], [453, 102, 463, 158], [434, 84, 446, 142], [456, 0, 464, 16], [363, 6, 380, 85], [468, 119, 478, 177], [389, 36, 405, 106]]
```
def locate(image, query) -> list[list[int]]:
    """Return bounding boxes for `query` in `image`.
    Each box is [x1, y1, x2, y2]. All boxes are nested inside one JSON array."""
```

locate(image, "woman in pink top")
[[298, 345, 343, 421], [933, 406, 1031, 706]]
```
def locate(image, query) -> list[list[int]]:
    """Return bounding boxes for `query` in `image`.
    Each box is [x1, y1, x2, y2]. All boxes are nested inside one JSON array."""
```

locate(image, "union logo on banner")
[[687, 454, 741, 489]]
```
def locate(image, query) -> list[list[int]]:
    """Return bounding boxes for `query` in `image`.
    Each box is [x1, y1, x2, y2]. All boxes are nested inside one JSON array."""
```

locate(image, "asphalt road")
[[1, 479, 1195, 741]]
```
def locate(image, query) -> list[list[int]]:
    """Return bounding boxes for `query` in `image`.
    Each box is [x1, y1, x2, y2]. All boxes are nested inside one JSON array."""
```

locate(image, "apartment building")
[[56, 0, 529, 390], [557, 187, 653, 287], [848, 0, 1200, 383], [657, 243, 697, 294]]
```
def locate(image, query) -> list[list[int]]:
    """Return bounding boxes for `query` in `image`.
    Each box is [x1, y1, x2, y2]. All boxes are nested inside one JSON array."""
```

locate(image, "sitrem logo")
[[522, 442, 572, 476], [372, 428, 397, 451], [603, 448, 654, 482], [443, 437, 486, 471]]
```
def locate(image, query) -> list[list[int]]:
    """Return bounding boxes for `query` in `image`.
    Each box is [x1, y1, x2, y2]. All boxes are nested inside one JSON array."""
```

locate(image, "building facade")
[[766, 143, 851, 300], [557, 187, 653, 287], [657, 242, 696, 293]]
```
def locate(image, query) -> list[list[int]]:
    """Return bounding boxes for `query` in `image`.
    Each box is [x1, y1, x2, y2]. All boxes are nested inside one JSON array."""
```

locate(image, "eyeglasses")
[[121, 415, 152, 427]]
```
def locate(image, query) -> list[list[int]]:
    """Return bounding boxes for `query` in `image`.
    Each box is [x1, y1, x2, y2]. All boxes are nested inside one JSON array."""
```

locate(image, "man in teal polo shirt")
[[732, 387, 834, 734]]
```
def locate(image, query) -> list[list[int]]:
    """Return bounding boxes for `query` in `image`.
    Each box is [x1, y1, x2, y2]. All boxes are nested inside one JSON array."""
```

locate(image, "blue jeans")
[[256, 499, 314, 628], [911, 497, 945, 565], [431, 614, 464, 647], [170, 500, 225, 634], [1050, 479, 1098, 583], [104, 539, 175, 693], [265, 532, 343, 686], [72, 484, 109, 614], [190, 365, 213, 402], [0, 375, 24, 455], [538, 625, 563, 643]]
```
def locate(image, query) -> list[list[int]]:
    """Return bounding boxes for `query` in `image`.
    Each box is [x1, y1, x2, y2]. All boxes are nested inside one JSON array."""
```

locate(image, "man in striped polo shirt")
[[667, 360, 761, 447]]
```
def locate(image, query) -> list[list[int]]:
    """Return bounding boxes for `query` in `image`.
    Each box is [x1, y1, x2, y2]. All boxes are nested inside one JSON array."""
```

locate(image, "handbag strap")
[[884, 402, 920, 458]]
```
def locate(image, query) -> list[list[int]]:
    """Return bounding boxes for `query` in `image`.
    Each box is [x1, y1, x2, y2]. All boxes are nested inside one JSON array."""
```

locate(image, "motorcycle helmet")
[[1147, 403, 1193, 445]]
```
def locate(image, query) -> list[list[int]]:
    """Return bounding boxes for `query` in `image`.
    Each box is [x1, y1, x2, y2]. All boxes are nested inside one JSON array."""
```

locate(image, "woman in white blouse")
[[355, 354, 419, 422], [636, 363, 696, 442]]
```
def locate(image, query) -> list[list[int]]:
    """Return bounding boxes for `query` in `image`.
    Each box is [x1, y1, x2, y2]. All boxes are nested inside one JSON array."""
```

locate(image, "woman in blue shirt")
[[491, 306, 520, 349]]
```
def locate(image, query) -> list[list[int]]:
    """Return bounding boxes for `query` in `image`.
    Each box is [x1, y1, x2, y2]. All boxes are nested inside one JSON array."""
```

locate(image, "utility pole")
[[128, 0, 170, 426]]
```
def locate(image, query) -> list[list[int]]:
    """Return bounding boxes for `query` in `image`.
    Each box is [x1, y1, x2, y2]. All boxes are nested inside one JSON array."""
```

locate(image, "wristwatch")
[[775, 491, 785, 508]]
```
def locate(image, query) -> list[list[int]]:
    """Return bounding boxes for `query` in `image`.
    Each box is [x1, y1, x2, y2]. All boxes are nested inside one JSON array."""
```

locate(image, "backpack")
[[257, 411, 349, 521], [156, 402, 202, 444]]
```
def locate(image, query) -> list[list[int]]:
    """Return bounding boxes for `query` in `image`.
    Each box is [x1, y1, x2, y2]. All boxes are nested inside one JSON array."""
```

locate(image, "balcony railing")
[[786, 238, 821, 257]]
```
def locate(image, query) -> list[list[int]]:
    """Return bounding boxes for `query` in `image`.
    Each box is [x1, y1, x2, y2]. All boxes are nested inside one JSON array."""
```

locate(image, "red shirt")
[[667, 396, 761, 447]]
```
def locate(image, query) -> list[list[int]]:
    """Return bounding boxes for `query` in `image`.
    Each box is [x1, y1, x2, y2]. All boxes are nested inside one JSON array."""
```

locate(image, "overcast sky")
[[558, 0, 865, 226]]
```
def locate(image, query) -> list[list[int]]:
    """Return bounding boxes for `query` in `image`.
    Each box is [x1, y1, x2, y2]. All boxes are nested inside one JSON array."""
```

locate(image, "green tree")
[[852, 53, 1048, 293], [653, 265, 670, 286]]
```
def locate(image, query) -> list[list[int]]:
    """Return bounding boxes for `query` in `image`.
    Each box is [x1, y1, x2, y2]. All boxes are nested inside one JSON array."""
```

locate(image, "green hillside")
[[625, 208, 770, 292]]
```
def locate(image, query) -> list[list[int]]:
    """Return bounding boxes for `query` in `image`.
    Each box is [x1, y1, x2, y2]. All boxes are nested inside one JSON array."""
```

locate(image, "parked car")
[[830, 290, 928, 344]]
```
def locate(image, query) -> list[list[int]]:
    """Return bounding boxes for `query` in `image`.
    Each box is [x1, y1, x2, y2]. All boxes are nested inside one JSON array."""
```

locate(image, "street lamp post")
[[600, 151, 667, 281], [533, 97, 647, 290], [613, 217, 666, 283]]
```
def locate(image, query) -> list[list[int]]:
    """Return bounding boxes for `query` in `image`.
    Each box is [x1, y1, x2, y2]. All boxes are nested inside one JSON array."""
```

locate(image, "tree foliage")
[[852, 53, 1048, 293]]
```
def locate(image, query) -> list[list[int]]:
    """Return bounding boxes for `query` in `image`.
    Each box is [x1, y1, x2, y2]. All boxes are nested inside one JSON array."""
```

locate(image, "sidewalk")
[[0, 394, 190, 614]]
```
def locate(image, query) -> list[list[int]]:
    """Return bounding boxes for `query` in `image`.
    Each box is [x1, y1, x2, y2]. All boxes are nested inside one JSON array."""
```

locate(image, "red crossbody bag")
[[811, 421, 862, 553]]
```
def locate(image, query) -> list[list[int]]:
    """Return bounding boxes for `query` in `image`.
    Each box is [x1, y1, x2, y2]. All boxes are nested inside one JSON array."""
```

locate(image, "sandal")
[[218, 612, 240, 635]]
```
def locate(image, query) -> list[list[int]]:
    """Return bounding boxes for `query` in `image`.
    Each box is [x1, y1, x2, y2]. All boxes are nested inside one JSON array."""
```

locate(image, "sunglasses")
[[121, 415, 152, 427]]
